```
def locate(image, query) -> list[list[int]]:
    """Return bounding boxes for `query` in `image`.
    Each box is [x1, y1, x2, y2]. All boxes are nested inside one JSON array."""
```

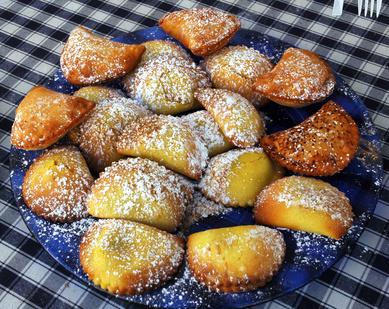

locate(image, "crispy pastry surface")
[[260, 101, 359, 176], [187, 225, 285, 292], [254, 176, 354, 239], [60, 26, 145, 85], [11, 86, 95, 150], [159, 8, 240, 56], [80, 219, 185, 295], [22, 146, 94, 223], [253, 47, 335, 107]]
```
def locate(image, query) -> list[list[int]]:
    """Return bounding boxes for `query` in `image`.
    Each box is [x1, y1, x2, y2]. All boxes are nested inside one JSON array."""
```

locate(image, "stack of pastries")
[[12, 7, 360, 296]]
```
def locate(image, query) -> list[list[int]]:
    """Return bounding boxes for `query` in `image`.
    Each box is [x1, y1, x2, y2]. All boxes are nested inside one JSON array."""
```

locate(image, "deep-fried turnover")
[[73, 86, 123, 103], [80, 219, 185, 295], [86, 158, 192, 232], [254, 176, 354, 239], [159, 8, 240, 56], [253, 47, 335, 107], [205, 45, 273, 107], [187, 225, 285, 292], [61, 26, 145, 85], [22, 146, 94, 223], [11, 86, 95, 150], [260, 101, 359, 176]]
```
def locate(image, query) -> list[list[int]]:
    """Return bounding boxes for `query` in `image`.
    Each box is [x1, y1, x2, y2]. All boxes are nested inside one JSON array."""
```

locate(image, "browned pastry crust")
[[253, 47, 336, 107], [11, 86, 95, 150], [260, 101, 359, 176], [60, 26, 145, 85], [22, 146, 94, 223], [205, 45, 274, 107], [187, 225, 285, 292], [80, 219, 185, 295], [159, 8, 240, 56]]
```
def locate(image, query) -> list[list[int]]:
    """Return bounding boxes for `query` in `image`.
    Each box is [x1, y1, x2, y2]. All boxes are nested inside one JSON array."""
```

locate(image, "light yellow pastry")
[[130, 55, 210, 114], [181, 110, 233, 157], [200, 148, 283, 207], [254, 176, 354, 239], [205, 45, 273, 107], [22, 146, 94, 223], [68, 97, 150, 173], [80, 219, 185, 295], [86, 157, 192, 232], [116, 115, 208, 180], [187, 225, 285, 292], [73, 86, 123, 103], [194, 88, 265, 148]]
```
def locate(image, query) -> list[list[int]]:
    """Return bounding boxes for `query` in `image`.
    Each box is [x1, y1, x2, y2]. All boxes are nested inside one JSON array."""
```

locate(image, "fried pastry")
[[73, 86, 123, 103], [205, 45, 273, 107], [22, 146, 94, 223], [159, 8, 240, 56], [86, 158, 192, 232], [253, 47, 335, 107], [260, 101, 359, 176], [11, 86, 95, 150], [129, 55, 210, 114], [181, 110, 233, 157], [68, 97, 150, 173], [254, 176, 354, 239], [61, 26, 145, 85], [140, 39, 191, 65], [80, 219, 185, 295], [116, 115, 208, 180], [200, 148, 283, 207], [187, 225, 285, 292], [194, 88, 265, 148]]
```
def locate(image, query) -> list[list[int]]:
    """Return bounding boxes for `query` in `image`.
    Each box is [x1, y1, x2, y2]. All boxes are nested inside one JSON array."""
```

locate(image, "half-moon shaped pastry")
[[116, 115, 208, 180], [253, 47, 335, 107], [187, 225, 285, 292], [86, 157, 192, 232], [194, 88, 265, 148], [254, 176, 354, 239], [80, 219, 185, 295], [60, 26, 145, 85], [69, 97, 150, 173], [205, 45, 273, 107], [140, 39, 191, 65], [130, 55, 210, 114], [181, 110, 233, 157], [260, 101, 359, 176], [200, 148, 283, 207], [159, 8, 240, 56], [73, 86, 123, 103], [22, 146, 94, 223], [11, 86, 95, 150]]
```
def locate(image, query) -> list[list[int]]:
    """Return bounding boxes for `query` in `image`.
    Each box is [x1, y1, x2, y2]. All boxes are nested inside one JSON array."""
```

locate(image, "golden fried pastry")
[[205, 45, 273, 107], [194, 88, 265, 148], [254, 176, 354, 239], [60, 26, 145, 85], [73, 86, 123, 103], [140, 40, 191, 65], [129, 55, 210, 114], [86, 158, 192, 232], [200, 148, 283, 207], [22, 146, 94, 223], [116, 115, 208, 180], [11, 86, 95, 150], [80, 219, 185, 295], [159, 8, 240, 56], [181, 110, 233, 157], [183, 191, 232, 230], [68, 97, 150, 173], [253, 47, 335, 107], [187, 225, 285, 292], [260, 101, 359, 176]]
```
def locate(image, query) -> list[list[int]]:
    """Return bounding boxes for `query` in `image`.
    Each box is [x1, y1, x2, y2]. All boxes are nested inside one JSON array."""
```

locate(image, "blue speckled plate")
[[9, 27, 383, 309]]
